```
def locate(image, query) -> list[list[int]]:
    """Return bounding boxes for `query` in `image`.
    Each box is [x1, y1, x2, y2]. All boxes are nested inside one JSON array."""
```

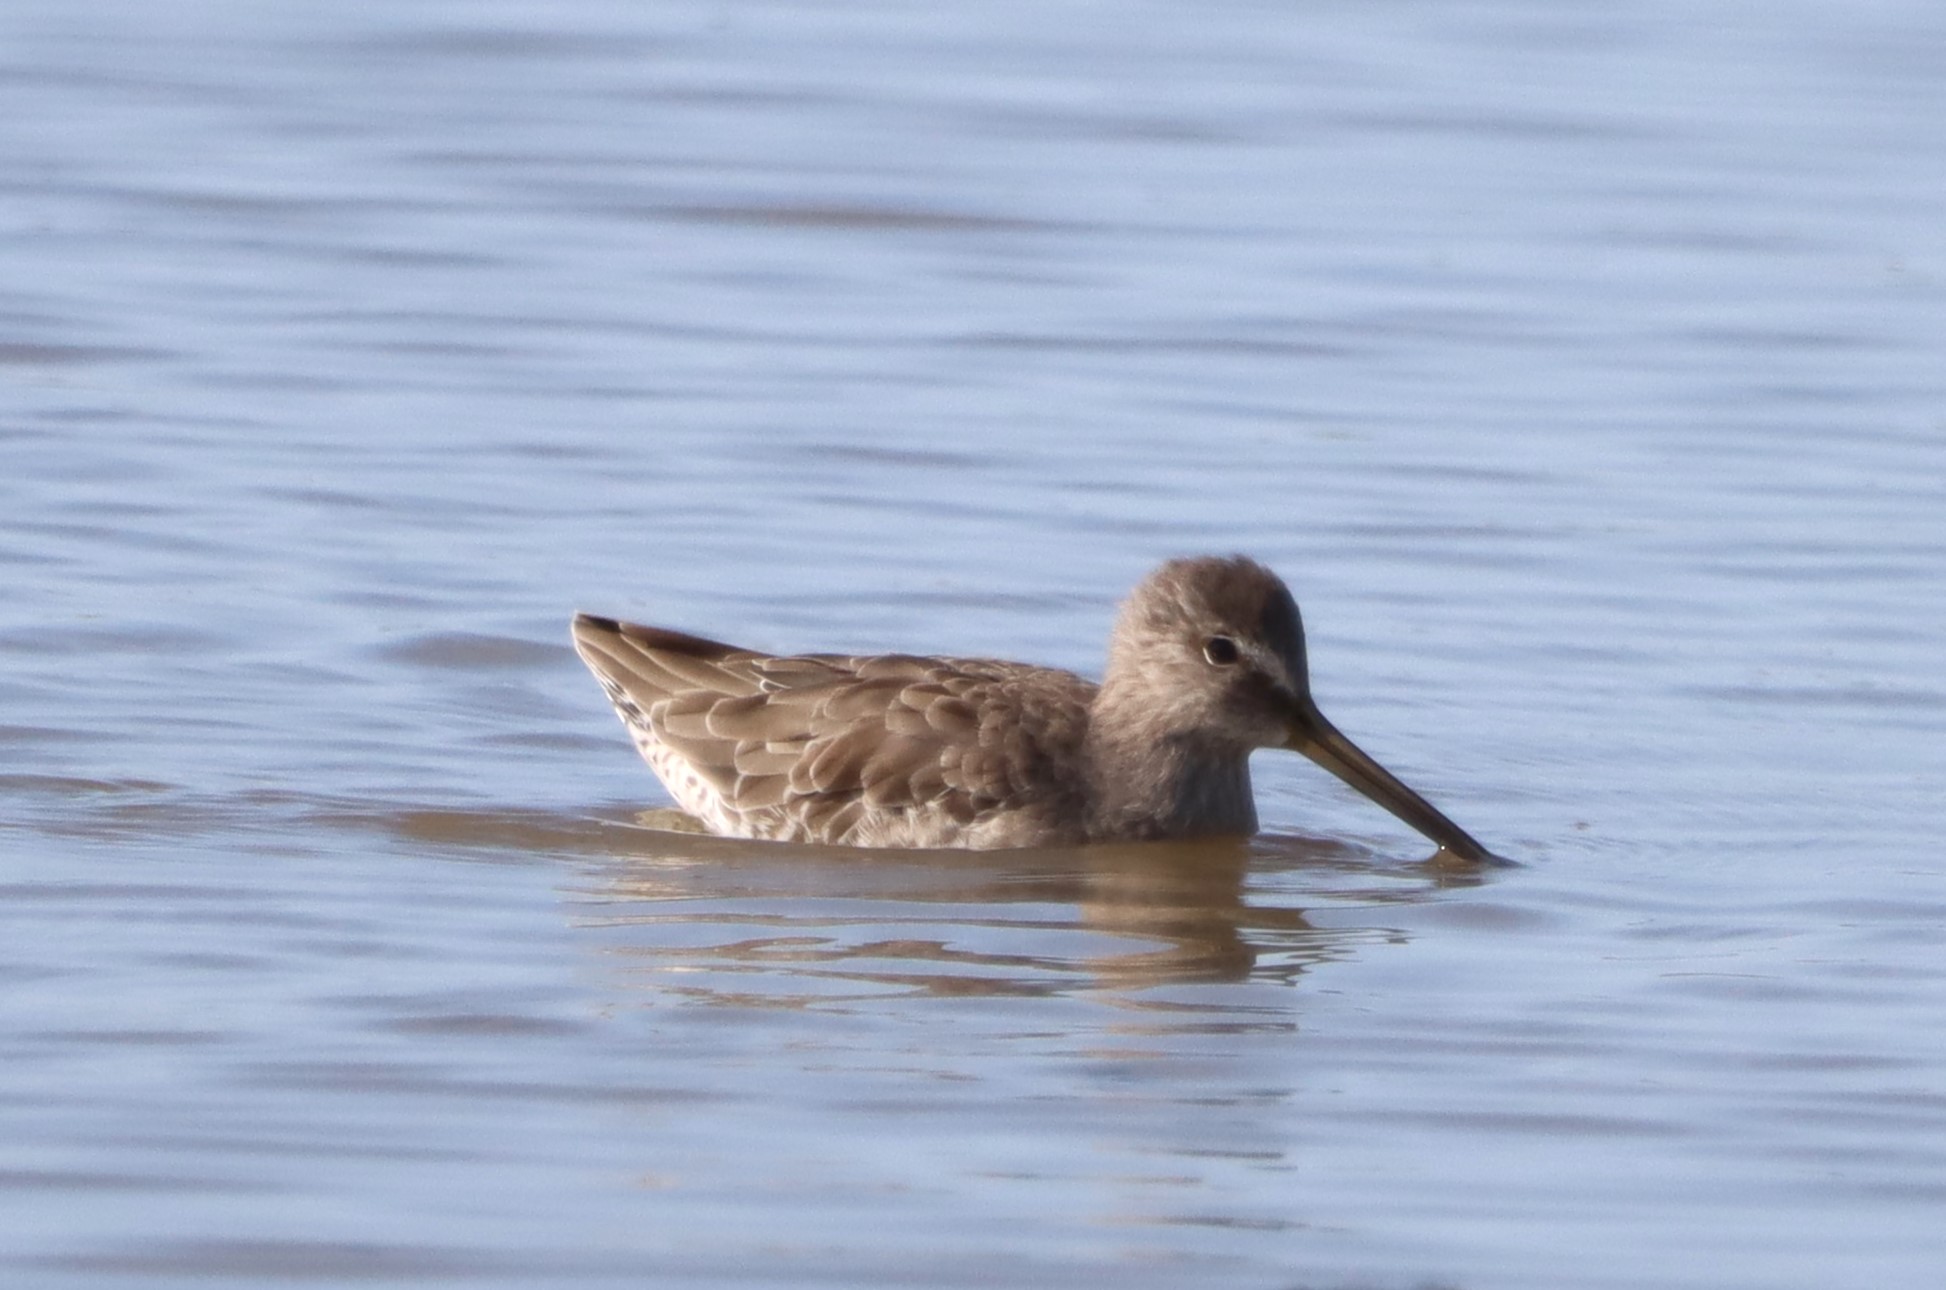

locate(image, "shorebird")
[[572, 556, 1496, 861]]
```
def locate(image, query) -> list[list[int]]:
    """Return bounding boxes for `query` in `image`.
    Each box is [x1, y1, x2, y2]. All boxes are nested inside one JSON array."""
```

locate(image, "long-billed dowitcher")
[[572, 556, 1496, 861]]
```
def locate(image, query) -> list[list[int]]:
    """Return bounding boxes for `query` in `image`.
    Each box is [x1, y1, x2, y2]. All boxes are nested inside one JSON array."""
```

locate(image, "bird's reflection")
[[545, 810, 1480, 1004]]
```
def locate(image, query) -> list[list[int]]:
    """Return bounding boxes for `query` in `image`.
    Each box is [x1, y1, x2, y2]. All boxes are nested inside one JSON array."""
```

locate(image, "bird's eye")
[[1202, 636, 1240, 666]]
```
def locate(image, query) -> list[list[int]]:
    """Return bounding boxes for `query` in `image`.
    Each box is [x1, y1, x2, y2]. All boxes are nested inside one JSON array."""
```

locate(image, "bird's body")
[[572, 556, 1494, 861]]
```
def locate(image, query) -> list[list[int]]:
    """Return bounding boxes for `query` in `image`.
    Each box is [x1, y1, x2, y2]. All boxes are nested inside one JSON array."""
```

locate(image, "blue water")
[[4, 1, 1945, 1286]]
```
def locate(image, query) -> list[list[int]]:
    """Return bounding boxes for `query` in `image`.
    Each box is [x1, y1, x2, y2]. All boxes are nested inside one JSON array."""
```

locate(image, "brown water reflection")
[[10, 775, 1474, 1012], [552, 816, 1473, 1001]]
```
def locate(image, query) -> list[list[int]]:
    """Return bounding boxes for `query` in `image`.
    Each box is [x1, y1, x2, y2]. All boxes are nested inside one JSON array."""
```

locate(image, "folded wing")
[[570, 614, 1094, 846]]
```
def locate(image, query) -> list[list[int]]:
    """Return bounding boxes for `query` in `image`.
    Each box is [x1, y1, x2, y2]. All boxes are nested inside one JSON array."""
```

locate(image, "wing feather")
[[572, 613, 1096, 845], [703, 693, 788, 741]]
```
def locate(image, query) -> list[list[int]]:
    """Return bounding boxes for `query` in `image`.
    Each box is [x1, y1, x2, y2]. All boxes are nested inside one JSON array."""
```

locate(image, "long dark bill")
[[1286, 700, 1497, 864]]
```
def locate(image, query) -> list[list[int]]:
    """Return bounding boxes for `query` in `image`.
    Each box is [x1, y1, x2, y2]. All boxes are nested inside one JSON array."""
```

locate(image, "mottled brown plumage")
[[572, 556, 1494, 860]]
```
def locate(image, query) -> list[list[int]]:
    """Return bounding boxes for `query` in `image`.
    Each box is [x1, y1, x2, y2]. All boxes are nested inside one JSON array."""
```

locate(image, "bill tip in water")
[[1425, 841, 1520, 869]]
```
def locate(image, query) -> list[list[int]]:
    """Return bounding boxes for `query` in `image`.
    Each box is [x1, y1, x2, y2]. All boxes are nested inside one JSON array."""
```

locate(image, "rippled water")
[[5, 1, 1945, 1286]]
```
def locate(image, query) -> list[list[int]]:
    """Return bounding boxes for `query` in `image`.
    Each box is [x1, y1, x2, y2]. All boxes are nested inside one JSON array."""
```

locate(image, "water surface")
[[4, 1, 1945, 1286]]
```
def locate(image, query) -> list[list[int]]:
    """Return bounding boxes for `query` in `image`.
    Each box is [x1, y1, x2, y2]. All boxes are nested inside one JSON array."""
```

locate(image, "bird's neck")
[[1083, 690, 1257, 842]]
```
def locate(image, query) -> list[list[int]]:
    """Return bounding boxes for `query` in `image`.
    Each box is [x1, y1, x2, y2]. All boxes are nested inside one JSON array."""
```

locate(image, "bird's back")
[[571, 614, 1097, 848]]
